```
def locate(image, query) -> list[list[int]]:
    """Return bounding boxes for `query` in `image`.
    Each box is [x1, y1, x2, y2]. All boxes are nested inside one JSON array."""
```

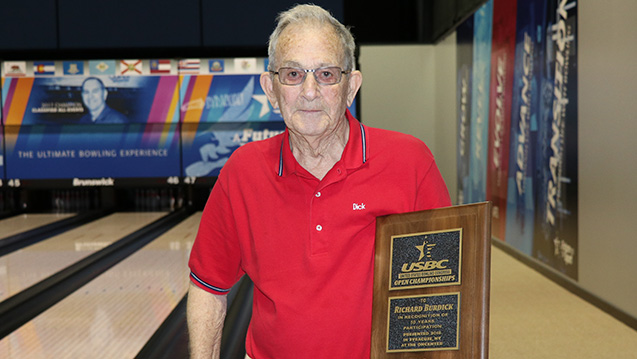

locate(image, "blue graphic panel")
[[504, 0, 547, 255], [468, 0, 494, 203], [456, 16, 474, 205], [182, 122, 287, 178], [5, 123, 180, 180], [533, 0, 578, 278]]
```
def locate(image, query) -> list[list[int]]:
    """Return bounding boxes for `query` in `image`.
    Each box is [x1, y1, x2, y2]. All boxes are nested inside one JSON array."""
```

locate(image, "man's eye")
[[287, 71, 300, 78]]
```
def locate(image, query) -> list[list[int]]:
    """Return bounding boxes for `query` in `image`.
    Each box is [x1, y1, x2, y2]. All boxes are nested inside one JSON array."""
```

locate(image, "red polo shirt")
[[189, 110, 451, 359]]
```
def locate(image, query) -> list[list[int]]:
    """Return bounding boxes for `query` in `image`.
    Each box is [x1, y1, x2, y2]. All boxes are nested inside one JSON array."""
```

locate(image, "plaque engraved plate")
[[389, 229, 463, 291], [387, 293, 461, 352], [371, 202, 491, 359]]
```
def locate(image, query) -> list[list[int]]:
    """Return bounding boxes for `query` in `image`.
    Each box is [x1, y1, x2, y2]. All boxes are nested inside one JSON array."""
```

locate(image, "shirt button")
[[316, 225, 323, 231], [315, 192, 321, 198]]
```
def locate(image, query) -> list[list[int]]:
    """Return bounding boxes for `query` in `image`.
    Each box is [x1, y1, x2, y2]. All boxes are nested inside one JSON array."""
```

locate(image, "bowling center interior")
[[1, 1, 636, 358]]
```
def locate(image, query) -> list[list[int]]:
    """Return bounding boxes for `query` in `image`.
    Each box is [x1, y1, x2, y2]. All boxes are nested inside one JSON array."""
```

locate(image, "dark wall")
[[201, 0, 342, 48], [0, 0, 481, 60], [343, 0, 487, 45], [0, 1, 58, 51], [0, 0, 343, 59], [58, 0, 202, 49]]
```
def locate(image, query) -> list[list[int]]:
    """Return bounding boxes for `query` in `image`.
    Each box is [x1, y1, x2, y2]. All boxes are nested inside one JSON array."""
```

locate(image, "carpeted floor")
[[489, 246, 637, 358]]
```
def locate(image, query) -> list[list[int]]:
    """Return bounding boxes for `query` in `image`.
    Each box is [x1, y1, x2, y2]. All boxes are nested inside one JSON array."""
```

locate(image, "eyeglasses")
[[271, 66, 350, 86]]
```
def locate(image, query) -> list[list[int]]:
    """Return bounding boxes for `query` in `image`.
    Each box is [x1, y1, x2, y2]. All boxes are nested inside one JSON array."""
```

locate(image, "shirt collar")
[[278, 109, 368, 177]]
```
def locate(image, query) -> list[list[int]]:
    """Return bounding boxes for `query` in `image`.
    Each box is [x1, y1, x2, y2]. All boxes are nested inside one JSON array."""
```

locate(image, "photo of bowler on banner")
[[2, 59, 182, 181], [4, 74, 179, 126]]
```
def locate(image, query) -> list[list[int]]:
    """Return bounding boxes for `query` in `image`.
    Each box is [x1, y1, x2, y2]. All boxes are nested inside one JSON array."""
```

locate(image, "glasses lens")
[[279, 68, 305, 85], [315, 67, 342, 85], [276, 67, 345, 85]]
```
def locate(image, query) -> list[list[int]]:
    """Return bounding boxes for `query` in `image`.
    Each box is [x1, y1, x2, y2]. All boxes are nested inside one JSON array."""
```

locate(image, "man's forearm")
[[187, 282, 228, 359]]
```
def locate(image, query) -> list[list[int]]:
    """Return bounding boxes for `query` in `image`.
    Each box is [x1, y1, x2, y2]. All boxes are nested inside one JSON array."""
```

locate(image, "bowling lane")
[[0, 213, 75, 240], [0, 212, 201, 358], [0, 212, 167, 302]]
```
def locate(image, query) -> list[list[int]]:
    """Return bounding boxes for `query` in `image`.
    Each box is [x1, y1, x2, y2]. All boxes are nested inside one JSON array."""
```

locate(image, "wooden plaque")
[[371, 202, 491, 358]]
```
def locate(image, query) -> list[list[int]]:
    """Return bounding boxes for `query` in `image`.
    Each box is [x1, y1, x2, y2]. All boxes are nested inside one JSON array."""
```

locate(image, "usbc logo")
[[401, 259, 449, 272], [389, 229, 462, 290]]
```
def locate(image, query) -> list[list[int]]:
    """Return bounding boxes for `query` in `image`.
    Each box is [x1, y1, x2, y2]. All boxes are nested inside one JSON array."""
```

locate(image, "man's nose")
[[300, 73, 320, 99]]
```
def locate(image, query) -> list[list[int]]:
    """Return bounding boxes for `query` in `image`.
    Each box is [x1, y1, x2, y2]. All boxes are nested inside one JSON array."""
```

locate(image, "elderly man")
[[187, 4, 451, 359]]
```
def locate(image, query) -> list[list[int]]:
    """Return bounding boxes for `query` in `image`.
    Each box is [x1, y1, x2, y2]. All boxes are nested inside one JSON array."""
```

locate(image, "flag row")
[[2, 58, 268, 77]]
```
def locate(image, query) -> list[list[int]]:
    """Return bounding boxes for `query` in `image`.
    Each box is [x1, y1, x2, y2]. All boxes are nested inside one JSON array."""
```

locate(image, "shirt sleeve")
[[415, 157, 453, 210], [188, 174, 244, 295]]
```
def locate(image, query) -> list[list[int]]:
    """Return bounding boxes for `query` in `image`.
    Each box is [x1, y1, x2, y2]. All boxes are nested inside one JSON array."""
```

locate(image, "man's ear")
[[346, 70, 362, 107], [260, 72, 278, 109]]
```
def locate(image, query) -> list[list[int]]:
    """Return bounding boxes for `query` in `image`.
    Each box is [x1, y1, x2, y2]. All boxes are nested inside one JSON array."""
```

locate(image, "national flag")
[[63, 61, 84, 75], [178, 59, 200, 74], [234, 58, 257, 73], [33, 61, 56, 76], [120, 59, 142, 75], [150, 59, 171, 74], [89, 60, 116, 75], [209, 59, 224, 73], [3, 61, 26, 77]]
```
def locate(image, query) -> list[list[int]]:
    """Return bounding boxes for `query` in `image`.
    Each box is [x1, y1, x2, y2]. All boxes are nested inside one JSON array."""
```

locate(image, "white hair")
[[267, 4, 356, 71]]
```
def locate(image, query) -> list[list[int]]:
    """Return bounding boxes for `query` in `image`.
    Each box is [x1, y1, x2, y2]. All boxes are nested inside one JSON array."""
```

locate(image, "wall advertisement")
[[456, 0, 578, 279], [0, 58, 285, 183]]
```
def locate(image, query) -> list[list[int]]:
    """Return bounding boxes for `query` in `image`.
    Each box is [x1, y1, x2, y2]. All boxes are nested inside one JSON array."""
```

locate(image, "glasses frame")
[[270, 66, 351, 86]]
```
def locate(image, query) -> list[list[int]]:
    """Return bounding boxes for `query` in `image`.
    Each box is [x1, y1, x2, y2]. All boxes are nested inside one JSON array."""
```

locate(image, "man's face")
[[81, 79, 107, 113], [261, 23, 361, 140]]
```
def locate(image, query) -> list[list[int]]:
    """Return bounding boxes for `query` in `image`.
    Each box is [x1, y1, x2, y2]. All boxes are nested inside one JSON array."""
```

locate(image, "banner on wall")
[[504, 0, 547, 255], [456, 14, 474, 206], [456, 0, 578, 280], [487, 0, 518, 241], [1, 77, 4, 185], [182, 122, 286, 179], [533, 0, 578, 279], [2, 61, 180, 126], [468, 0, 493, 204], [1, 60, 182, 181], [177, 59, 285, 180], [0, 124, 4, 185], [1, 57, 277, 127], [3, 123, 181, 180], [180, 74, 282, 124], [0, 57, 287, 183]]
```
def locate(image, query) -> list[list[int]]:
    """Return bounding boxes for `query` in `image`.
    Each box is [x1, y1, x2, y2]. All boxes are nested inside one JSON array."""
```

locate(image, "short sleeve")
[[188, 175, 244, 294], [415, 156, 453, 210]]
